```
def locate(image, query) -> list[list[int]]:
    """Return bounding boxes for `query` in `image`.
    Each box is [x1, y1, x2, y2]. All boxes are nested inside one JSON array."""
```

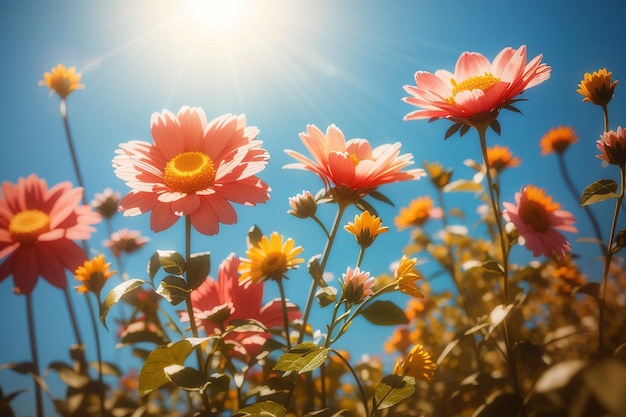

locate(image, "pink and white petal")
[[325, 124, 348, 153], [327, 152, 356, 188], [455, 52, 491, 81], [188, 203, 221, 235], [170, 194, 201, 216], [119, 191, 158, 215], [150, 109, 184, 159], [258, 299, 302, 328], [204, 114, 240, 161], [176, 107, 208, 152], [491, 46, 518, 76], [0, 252, 15, 283], [412, 71, 453, 97], [212, 177, 270, 205], [0, 241, 19, 261], [346, 139, 373, 160], [150, 203, 180, 232], [157, 191, 187, 203]]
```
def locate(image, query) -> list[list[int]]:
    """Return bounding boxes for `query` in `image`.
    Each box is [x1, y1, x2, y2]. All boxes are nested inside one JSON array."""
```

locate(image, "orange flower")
[[503, 185, 577, 257], [284, 124, 425, 198], [395, 196, 443, 230], [113, 107, 270, 235], [394, 256, 424, 298], [596, 127, 626, 166], [393, 343, 436, 382], [424, 161, 453, 188], [487, 145, 521, 173], [75, 254, 116, 297], [384, 327, 414, 355], [238, 232, 304, 286], [403, 46, 550, 128], [344, 210, 388, 249], [0, 174, 100, 295], [38, 64, 84, 99], [577, 68, 618, 106], [540, 126, 579, 156]]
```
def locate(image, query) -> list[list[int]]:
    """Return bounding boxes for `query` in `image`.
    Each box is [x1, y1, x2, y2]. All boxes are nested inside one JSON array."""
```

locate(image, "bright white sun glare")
[[183, 0, 248, 34]]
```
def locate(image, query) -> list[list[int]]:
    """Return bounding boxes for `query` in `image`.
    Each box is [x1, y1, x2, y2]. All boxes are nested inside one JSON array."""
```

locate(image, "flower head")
[[487, 144, 521, 174], [180, 253, 301, 359], [540, 126, 579, 156], [287, 190, 318, 219], [393, 343, 436, 382], [284, 124, 425, 199], [238, 232, 304, 286], [0, 174, 100, 295], [340, 266, 374, 304], [596, 127, 626, 166], [91, 188, 121, 219], [395, 196, 443, 230], [394, 256, 424, 298], [104, 228, 149, 258], [577, 68, 618, 106], [503, 185, 577, 258], [38, 64, 84, 100], [403, 46, 550, 128], [113, 106, 270, 235], [75, 254, 116, 297], [423, 161, 453, 189], [344, 210, 388, 249]]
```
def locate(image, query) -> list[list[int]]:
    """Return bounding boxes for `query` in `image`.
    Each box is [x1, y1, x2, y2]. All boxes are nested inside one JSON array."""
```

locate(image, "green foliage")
[[157, 250, 186, 275], [232, 401, 287, 417], [156, 275, 190, 305], [372, 375, 416, 411], [186, 251, 211, 290], [274, 342, 329, 374], [580, 179, 619, 206], [99, 278, 146, 329], [361, 300, 408, 325]]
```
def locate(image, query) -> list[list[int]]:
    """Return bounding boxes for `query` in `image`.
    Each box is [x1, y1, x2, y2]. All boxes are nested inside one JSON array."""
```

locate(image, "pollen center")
[[348, 154, 360, 166], [9, 209, 51, 244], [163, 151, 216, 193], [261, 252, 288, 278], [519, 200, 550, 233], [447, 73, 501, 104]]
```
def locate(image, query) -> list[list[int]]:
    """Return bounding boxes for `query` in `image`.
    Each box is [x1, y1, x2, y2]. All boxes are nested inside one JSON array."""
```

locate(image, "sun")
[[184, 0, 248, 34]]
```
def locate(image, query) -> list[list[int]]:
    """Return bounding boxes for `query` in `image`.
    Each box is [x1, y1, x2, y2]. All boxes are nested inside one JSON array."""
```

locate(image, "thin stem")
[[330, 349, 369, 416], [355, 247, 365, 269], [26, 295, 44, 417], [184, 216, 211, 413], [61, 102, 88, 205], [297, 203, 347, 345], [85, 294, 105, 415], [557, 153, 605, 254], [602, 104, 609, 133], [276, 278, 292, 350], [64, 286, 83, 346], [598, 164, 625, 357]]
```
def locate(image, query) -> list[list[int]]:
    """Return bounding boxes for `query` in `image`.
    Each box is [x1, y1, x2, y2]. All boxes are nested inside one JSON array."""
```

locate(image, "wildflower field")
[[1, 1, 625, 416]]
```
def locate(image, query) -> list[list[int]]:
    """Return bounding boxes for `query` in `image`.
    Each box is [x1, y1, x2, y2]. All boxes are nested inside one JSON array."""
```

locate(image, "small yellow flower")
[[487, 145, 521, 173], [577, 68, 618, 106], [539, 126, 579, 156], [238, 232, 304, 286], [394, 255, 424, 298], [344, 210, 388, 249], [423, 161, 453, 189], [394, 196, 442, 230], [39, 64, 84, 100], [74, 254, 115, 297], [393, 343, 436, 382]]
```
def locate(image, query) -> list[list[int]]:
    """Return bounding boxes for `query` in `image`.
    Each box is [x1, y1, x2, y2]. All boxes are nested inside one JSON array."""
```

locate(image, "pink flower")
[[284, 124, 425, 195], [104, 228, 149, 258], [503, 185, 577, 258], [596, 126, 626, 166], [180, 253, 301, 359], [403, 46, 550, 127], [0, 174, 100, 294], [113, 106, 271, 235], [341, 266, 374, 304]]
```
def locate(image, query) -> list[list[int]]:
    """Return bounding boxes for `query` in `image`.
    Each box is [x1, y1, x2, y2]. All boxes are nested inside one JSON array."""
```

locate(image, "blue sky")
[[1, 0, 626, 415]]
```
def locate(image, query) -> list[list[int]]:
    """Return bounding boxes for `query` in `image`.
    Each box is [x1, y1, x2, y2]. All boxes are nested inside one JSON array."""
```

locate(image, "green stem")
[[598, 164, 625, 357], [64, 286, 83, 346], [61, 101, 88, 205], [355, 248, 365, 269], [26, 295, 44, 417], [183, 216, 211, 413], [85, 293, 105, 415], [276, 278, 292, 349], [602, 103, 610, 133], [330, 349, 370, 416], [297, 203, 348, 344]]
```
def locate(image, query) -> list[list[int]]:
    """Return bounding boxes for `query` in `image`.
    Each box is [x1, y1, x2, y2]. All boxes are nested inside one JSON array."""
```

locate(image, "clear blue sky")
[[1, 1, 625, 415]]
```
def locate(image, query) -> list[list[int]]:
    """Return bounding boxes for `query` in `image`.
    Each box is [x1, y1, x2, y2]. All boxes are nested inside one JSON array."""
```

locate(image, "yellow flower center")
[[9, 209, 51, 244], [261, 252, 288, 278], [348, 154, 360, 166], [163, 151, 216, 193], [448, 73, 501, 103], [519, 200, 550, 233]]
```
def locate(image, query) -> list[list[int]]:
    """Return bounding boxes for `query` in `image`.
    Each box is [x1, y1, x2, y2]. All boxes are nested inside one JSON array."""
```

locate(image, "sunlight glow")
[[184, 0, 248, 34]]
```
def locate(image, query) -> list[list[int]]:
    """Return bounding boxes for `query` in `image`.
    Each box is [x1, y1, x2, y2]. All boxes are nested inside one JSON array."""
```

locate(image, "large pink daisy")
[[502, 185, 577, 258], [284, 124, 425, 195], [180, 253, 301, 359], [0, 174, 100, 295], [403, 46, 550, 127], [113, 106, 271, 235]]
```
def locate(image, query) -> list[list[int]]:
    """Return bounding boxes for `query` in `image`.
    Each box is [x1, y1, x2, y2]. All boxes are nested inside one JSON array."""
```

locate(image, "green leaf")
[[612, 229, 626, 254], [442, 179, 483, 193], [373, 374, 416, 411], [580, 179, 618, 206], [100, 278, 146, 329], [308, 255, 326, 287], [247, 225, 264, 247], [232, 401, 287, 417], [273, 342, 329, 374], [361, 300, 408, 326], [303, 409, 350, 417], [163, 365, 207, 392], [118, 330, 168, 346], [158, 250, 186, 275], [148, 251, 161, 282], [156, 275, 190, 305], [355, 198, 378, 217], [482, 260, 504, 276], [0, 362, 37, 375], [186, 251, 211, 290], [316, 286, 337, 308], [368, 190, 395, 207], [444, 122, 462, 140], [46, 362, 90, 389], [138, 339, 206, 397], [575, 282, 601, 302]]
